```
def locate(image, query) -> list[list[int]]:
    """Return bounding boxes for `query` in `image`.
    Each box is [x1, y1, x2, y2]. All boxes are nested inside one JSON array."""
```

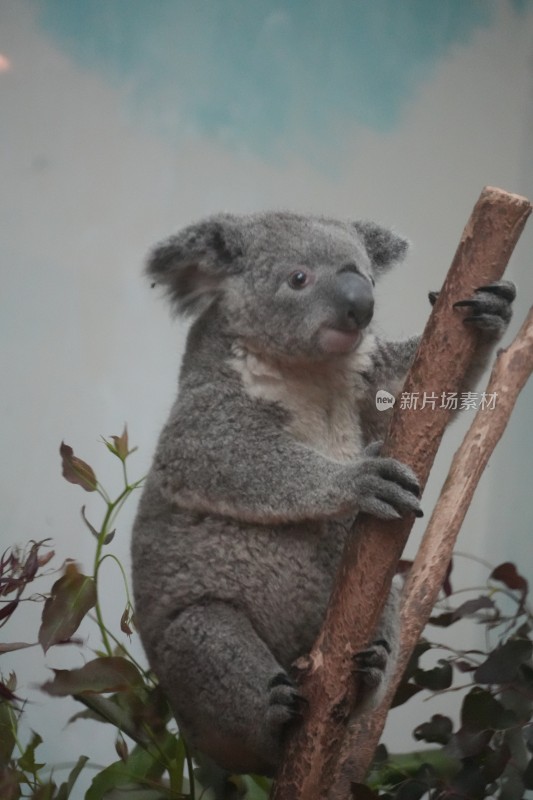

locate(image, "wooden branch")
[[271, 187, 531, 800], [338, 305, 533, 791]]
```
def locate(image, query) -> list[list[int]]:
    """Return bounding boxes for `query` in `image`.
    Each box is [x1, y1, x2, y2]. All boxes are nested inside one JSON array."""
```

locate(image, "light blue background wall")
[[1, 1, 533, 795]]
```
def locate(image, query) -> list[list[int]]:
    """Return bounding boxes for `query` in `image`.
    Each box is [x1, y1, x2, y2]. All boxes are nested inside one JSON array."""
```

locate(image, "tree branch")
[[332, 304, 533, 795], [271, 187, 531, 800]]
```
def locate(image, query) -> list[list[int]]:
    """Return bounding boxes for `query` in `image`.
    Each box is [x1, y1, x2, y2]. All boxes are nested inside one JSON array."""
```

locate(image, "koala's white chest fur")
[[231, 336, 376, 463]]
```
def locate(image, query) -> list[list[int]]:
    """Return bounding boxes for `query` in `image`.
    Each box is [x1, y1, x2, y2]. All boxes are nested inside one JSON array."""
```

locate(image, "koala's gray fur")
[[131, 211, 514, 784]]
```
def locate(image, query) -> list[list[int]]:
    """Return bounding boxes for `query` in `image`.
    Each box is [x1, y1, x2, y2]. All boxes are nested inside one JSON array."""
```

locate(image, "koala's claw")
[[474, 281, 516, 302], [355, 456, 422, 520], [454, 280, 515, 336]]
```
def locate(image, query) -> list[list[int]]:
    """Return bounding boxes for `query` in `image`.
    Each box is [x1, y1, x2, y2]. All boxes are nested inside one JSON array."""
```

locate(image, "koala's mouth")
[[319, 326, 363, 355]]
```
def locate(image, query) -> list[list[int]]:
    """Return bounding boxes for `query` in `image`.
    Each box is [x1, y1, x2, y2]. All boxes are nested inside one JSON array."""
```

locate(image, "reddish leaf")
[[452, 595, 496, 620], [37, 549, 55, 568], [81, 507, 115, 544], [0, 680, 20, 703], [442, 558, 453, 597], [431, 596, 496, 629], [428, 611, 455, 627], [491, 562, 528, 595], [38, 563, 96, 652], [120, 607, 133, 636], [115, 734, 129, 762], [455, 659, 477, 673], [0, 767, 21, 800], [104, 426, 136, 462], [0, 600, 19, 622], [80, 505, 99, 538], [0, 641, 34, 654], [111, 426, 130, 460], [41, 656, 143, 696], [60, 442, 97, 492]]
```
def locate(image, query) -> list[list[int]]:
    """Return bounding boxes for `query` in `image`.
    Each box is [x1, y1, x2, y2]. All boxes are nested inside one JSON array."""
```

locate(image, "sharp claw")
[[462, 315, 503, 331], [453, 298, 482, 309], [428, 291, 439, 306], [475, 281, 516, 301]]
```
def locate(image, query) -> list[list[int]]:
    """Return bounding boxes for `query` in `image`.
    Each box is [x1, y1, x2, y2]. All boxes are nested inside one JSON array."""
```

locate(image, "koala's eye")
[[288, 270, 310, 290]]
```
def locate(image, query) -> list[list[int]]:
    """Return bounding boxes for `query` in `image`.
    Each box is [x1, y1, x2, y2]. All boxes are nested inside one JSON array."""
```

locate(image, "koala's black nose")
[[334, 271, 375, 329]]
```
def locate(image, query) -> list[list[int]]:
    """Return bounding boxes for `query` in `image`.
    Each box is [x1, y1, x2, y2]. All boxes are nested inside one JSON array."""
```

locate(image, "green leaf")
[[68, 693, 147, 744], [60, 442, 97, 491], [38, 563, 96, 652], [42, 657, 143, 697], [0, 700, 16, 767], [18, 731, 45, 774], [523, 756, 533, 790], [240, 774, 272, 799], [86, 736, 178, 800], [55, 755, 89, 800]]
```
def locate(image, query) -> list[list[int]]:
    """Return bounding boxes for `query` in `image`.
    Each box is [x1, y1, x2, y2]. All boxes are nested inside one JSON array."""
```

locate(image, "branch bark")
[[271, 187, 531, 800], [331, 304, 533, 795]]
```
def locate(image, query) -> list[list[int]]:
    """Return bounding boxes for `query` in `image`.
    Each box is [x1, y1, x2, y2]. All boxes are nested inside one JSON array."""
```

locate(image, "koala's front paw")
[[453, 280, 515, 337], [265, 672, 304, 734], [353, 639, 391, 710], [353, 455, 422, 520], [430, 281, 515, 337]]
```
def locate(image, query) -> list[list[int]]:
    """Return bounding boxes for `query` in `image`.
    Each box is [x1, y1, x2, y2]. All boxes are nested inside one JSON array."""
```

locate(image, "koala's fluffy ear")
[[353, 221, 409, 274], [146, 216, 245, 315]]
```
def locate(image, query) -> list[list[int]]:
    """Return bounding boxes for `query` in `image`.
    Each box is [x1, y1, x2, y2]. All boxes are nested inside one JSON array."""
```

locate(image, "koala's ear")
[[146, 216, 245, 315], [353, 221, 409, 273]]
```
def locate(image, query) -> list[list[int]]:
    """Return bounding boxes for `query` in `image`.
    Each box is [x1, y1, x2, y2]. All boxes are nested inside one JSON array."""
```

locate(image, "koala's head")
[[147, 212, 408, 361]]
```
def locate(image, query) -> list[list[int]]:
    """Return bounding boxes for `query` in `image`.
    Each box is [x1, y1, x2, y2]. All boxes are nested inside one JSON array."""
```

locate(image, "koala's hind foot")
[[353, 639, 392, 712], [155, 601, 294, 778], [267, 672, 304, 732], [352, 581, 402, 715]]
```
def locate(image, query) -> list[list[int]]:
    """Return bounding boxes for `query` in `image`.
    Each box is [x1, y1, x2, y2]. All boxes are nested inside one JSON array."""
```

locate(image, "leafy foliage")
[[372, 559, 533, 799], [1, 431, 532, 799]]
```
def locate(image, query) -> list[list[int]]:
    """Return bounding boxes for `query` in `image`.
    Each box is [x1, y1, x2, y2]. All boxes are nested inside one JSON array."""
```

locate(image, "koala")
[[131, 212, 515, 787]]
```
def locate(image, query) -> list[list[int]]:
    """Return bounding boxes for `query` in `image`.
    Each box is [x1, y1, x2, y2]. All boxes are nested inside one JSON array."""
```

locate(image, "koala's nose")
[[334, 271, 375, 329]]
